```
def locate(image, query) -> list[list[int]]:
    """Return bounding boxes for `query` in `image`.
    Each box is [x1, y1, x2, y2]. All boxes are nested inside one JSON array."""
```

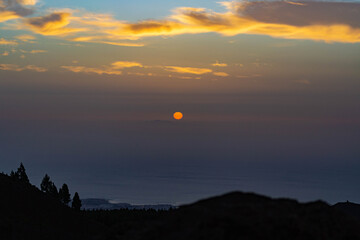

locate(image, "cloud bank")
[[2, 1, 360, 45]]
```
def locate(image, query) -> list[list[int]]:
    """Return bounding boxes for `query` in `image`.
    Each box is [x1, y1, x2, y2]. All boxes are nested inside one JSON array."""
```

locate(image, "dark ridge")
[[2, 172, 360, 240], [116, 192, 360, 240], [333, 201, 360, 222], [0, 173, 114, 240]]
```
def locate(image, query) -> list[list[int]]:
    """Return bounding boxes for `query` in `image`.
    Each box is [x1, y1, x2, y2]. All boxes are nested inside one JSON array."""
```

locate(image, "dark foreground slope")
[[110, 192, 360, 240], [333, 201, 360, 222], [2, 172, 360, 240], [0, 173, 114, 240]]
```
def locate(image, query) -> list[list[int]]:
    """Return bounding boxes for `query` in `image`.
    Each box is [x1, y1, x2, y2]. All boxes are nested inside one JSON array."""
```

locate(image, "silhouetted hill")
[[113, 192, 360, 240], [2, 171, 360, 240], [333, 201, 360, 222], [0, 173, 114, 240]]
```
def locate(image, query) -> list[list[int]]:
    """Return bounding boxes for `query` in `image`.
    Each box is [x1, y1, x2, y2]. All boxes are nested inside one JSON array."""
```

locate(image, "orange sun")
[[173, 112, 183, 120]]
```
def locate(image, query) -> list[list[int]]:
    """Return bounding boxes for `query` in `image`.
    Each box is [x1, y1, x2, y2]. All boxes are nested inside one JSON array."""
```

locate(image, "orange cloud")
[[165, 66, 212, 75], [24, 12, 85, 36], [107, 1, 360, 43], [0, 38, 18, 45], [16, 1, 360, 45], [213, 72, 229, 77], [61, 65, 122, 75], [212, 61, 228, 67], [0, 0, 36, 23], [112, 61, 143, 69], [61, 60, 143, 75], [0, 63, 47, 72], [15, 34, 36, 42], [18, 0, 37, 5], [20, 49, 47, 54], [0, 11, 19, 22], [94, 41, 144, 47]]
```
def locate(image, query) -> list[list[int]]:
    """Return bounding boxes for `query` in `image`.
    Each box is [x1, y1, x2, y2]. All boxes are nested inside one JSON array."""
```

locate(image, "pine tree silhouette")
[[59, 184, 71, 206], [72, 192, 82, 210], [40, 174, 51, 192], [16, 163, 30, 184], [40, 174, 58, 198]]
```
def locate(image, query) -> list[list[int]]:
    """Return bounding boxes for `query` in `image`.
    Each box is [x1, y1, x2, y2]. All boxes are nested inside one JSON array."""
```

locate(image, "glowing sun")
[[173, 112, 183, 120]]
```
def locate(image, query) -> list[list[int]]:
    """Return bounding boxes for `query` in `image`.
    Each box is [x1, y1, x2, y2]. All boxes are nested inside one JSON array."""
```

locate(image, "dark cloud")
[[236, 1, 360, 28], [0, 0, 35, 18]]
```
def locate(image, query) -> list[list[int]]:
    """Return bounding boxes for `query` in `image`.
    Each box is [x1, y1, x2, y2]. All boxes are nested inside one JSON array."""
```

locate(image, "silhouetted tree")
[[9, 163, 30, 184], [59, 184, 71, 205], [16, 163, 29, 184], [72, 192, 82, 210], [49, 182, 59, 198], [40, 174, 51, 192], [40, 174, 58, 198], [10, 170, 18, 180]]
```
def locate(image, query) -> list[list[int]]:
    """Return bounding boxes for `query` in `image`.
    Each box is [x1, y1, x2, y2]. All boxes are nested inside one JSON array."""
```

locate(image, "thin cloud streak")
[[0, 63, 47, 72], [164, 66, 213, 75], [0, 38, 18, 45]]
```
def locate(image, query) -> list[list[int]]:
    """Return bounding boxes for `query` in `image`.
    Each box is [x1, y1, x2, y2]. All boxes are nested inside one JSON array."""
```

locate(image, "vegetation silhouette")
[[1, 163, 360, 240], [9, 162, 29, 184], [72, 192, 82, 210], [59, 183, 71, 206]]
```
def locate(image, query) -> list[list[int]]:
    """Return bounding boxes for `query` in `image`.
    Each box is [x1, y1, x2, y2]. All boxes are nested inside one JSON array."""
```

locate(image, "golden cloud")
[[24, 12, 86, 36], [0, 0, 36, 22], [19, 49, 47, 54], [0, 11, 19, 22], [112, 61, 143, 69], [212, 61, 228, 67], [61, 60, 143, 75], [94, 41, 144, 47], [107, 1, 360, 43], [0, 63, 47, 72], [213, 72, 229, 77], [17, 1, 360, 45], [15, 34, 36, 42], [0, 38, 18, 45], [165, 66, 212, 75], [18, 0, 37, 5], [61, 65, 122, 75]]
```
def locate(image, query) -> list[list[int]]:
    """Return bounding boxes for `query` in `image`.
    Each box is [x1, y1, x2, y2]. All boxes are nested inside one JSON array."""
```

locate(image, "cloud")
[[213, 72, 229, 77], [61, 60, 142, 75], [61, 65, 123, 75], [29, 49, 46, 53], [15, 1, 360, 45], [164, 66, 212, 75], [20, 49, 47, 54], [0, 63, 47, 72], [212, 61, 228, 67], [17, 0, 37, 5], [112, 61, 143, 69], [15, 34, 36, 42], [0, 0, 36, 22], [233, 1, 360, 28], [0, 10, 19, 22], [0, 38, 18, 45], [93, 41, 145, 47], [107, 1, 360, 43], [24, 64, 47, 72], [24, 12, 86, 36]]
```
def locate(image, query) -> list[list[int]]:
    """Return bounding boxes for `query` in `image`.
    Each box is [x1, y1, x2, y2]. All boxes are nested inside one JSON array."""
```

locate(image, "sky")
[[0, 0, 360, 205]]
